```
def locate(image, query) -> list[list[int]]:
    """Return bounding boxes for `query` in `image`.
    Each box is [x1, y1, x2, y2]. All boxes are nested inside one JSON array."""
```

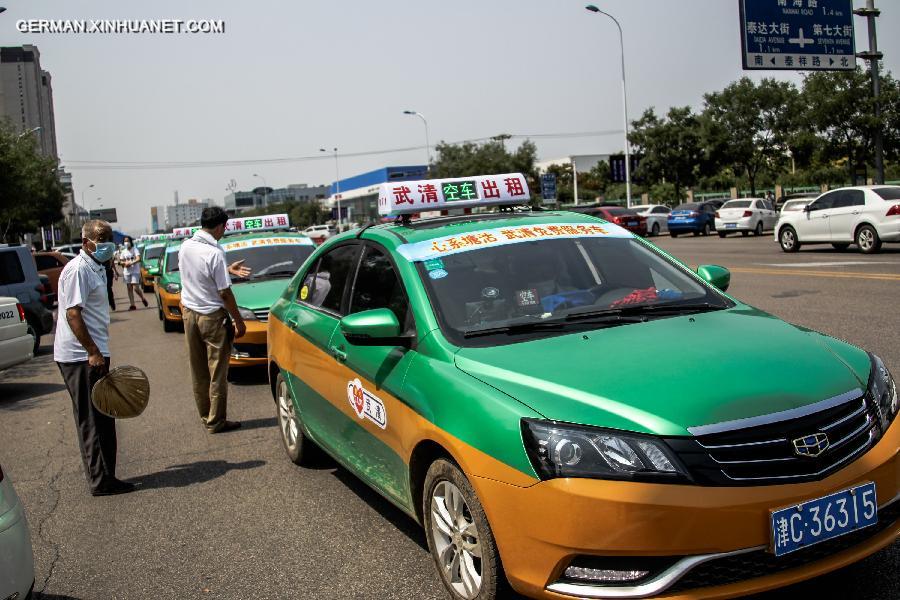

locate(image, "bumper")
[[714, 217, 753, 231], [157, 289, 183, 322], [0, 334, 34, 371], [667, 221, 705, 233], [0, 491, 35, 600], [230, 320, 267, 367], [876, 219, 900, 242], [476, 417, 899, 599], [22, 302, 54, 336]]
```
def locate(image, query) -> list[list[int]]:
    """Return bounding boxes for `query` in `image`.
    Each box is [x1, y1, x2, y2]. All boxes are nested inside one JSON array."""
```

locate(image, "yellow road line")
[[728, 267, 900, 282]]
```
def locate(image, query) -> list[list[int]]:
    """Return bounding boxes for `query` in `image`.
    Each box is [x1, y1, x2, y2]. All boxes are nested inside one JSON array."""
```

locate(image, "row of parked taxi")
[[573, 185, 900, 254]]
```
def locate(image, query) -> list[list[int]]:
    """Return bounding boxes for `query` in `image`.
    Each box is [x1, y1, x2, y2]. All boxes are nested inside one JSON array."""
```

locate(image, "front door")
[[800, 191, 838, 241]]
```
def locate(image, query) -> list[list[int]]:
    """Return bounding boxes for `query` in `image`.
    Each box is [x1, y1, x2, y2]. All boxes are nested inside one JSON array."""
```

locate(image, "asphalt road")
[[0, 233, 897, 600]]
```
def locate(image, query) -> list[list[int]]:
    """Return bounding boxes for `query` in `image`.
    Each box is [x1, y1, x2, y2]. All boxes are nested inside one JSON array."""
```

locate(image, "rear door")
[[827, 189, 865, 242]]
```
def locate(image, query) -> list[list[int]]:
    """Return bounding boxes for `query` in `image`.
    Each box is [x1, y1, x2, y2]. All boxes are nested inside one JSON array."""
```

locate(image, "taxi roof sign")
[[139, 233, 171, 242], [171, 213, 290, 238], [378, 173, 530, 217]]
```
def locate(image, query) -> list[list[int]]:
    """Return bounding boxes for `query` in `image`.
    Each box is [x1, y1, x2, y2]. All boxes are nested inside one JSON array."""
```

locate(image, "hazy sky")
[[3, 0, 898, 233]]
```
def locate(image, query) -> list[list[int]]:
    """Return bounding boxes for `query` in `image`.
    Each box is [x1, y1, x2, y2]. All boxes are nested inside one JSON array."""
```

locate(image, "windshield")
[[673, 203, 699, 211], [144, 245, 165, 260], [721, 200, 752, 209], [224, 240, 315, 281], [418, 235, 731, 346], [165, 247, 181, 273]]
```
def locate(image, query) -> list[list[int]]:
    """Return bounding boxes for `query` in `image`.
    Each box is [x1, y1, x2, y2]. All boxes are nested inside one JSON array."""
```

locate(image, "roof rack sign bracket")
[[377, 173, 531, 219]]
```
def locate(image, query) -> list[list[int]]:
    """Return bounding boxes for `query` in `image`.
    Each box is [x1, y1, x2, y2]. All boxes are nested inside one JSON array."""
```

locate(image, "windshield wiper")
[[462, 314, 649, 338], [565, 301, 725, 321], [250, 269, 297, 281]]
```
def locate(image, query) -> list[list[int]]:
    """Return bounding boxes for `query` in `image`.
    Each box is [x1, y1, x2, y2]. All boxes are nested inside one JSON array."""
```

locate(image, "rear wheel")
[[779, 226, 800, 252], [754, 221, 764, 236], [670, 231, 679, 238], [651, 222, 660, 236], [701, 223, 711, 236], [424, 459, 505, 600], [856, 225, 882, 254], [718, 232, 727, 238], [275, 372, 312, 465], [26, 322, 40, 354]]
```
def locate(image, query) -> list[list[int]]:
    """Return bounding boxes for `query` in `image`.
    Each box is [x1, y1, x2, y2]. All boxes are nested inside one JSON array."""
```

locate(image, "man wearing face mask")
[[54, 220, 136, 496]]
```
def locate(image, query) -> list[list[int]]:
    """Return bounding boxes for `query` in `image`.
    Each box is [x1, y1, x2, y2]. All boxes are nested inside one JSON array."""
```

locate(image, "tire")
[[754, 221, 764, 236], [670, 232, 679, 238], [163, 317, 179, 332], [424, 459, 506, 600], [651, 222, 660, 236], [157, 296, 164, 321], [855, 225, 882, 254], [831, 243, 851, 251], [779, 226, 801, 253], [275, 372, 312, 465], [701, 223, 711, 236], [741, 231, 750, 237], [26, 322, 40, 354], [718, 232, 727, 238]]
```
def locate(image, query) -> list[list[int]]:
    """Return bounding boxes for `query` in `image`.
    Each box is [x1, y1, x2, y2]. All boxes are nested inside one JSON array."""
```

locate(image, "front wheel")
[[779, 226, 801, 252], [670, 231, 679, 238], [275, 372, 312, 465], [754, 221, 764, 236], [424, 459, 506, 600], [718, 232, 727, 238], [856, 225, 882, 254]]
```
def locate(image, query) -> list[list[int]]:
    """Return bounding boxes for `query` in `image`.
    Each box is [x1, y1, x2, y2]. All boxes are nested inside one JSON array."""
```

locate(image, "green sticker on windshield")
[[423, 258, 445, 271]]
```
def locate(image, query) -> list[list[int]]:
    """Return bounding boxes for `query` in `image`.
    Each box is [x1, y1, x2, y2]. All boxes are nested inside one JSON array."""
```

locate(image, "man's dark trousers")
[[57, 358, 117, 492]]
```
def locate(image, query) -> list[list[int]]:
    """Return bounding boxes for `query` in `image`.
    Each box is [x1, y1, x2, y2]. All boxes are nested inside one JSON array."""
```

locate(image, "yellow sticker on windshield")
[[300, 285, 309, 301]]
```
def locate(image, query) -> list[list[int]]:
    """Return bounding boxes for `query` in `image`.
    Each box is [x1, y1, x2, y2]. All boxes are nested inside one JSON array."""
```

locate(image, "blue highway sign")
[[740, 0, 856, 70], [540, 173, 557, 203]]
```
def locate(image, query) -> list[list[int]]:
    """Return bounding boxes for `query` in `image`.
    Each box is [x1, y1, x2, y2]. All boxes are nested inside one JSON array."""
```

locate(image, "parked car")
[[0, 245, 54, 353], [302, 224, 335, 244], [33, 250, 70, 296], [0, 462, 36, 600], [776, 185, 900, 253], [0, 296, 33, 371], [572, 206, 647, 235], [775, 192, 819, 212], [632, 204, 671, 236], [715, 198, 778, 237], [667, 201, 719, 237], [779, 198, 814, 213], [52, 242, 82, 255]]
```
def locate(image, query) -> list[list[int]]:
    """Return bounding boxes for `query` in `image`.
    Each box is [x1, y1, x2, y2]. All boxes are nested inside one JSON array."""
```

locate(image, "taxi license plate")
[[770, 482, 877, 557], [726, 223, 737, 228], [0, 308, 15, 323]]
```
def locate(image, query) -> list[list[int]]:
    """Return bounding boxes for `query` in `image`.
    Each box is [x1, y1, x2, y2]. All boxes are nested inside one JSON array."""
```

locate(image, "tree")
[[702, 77, 801, 195], [629, 106, 705, 201], [430, 139, 538, 192], [0, 122, 64, 242]]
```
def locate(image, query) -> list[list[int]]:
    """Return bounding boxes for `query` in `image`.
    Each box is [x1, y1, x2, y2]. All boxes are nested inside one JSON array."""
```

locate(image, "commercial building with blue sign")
[[328, 165, 427, 223]]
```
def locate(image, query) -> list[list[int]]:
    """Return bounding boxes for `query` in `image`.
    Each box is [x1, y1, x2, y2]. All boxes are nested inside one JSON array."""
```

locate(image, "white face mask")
[[124, 242, 132, 248]]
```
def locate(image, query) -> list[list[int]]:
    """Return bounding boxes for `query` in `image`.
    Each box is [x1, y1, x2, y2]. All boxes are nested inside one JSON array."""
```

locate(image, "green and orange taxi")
[[157, 215, 316, 367], [138, 234, 171, 292], [266, 173, 899, 600]]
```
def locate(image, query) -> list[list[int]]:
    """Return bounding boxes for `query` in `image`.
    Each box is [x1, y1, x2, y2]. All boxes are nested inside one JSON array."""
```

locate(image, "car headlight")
[[868, 353, 898, 432], [237, 307, 257, 321], [164, 282, 181, 294], [521, 419, 689, 482]]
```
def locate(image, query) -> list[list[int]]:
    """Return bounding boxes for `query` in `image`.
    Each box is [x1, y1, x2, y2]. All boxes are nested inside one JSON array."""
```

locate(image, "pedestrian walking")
[[54, 220, 136, 496], [118, 236, 148, 310], [105, 259, 119, 311], [179, 207, 251, 434]]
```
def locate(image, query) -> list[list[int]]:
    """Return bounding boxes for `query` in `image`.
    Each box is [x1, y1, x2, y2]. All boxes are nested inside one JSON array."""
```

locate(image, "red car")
[[574, 206, 647, 235]]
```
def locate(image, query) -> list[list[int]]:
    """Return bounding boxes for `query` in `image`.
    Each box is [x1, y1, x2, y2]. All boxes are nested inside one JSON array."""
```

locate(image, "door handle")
[[330, 345, 347, 362]]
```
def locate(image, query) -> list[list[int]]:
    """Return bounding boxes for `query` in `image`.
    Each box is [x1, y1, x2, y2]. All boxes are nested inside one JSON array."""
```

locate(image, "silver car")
[[0, 463, 35, 600]]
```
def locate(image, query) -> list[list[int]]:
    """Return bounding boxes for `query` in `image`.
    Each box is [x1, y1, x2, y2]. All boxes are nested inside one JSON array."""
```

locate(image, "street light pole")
[[403, 110, 431, 172], [585, 5, 632, 208], [252, 173, 268, 207], [16, 126, 41, 141], [320, 148, 341, 230], [80, 184, 94, 227], [855, 0, 884, 184]]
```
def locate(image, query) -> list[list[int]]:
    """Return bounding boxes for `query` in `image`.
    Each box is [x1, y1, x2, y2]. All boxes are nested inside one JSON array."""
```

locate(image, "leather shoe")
[[208, 420, 241, 434], [92, 479, 138, 496]]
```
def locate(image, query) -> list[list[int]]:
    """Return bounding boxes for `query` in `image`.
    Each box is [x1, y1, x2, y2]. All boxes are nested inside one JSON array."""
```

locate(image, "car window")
[[0, 251, 26, 285], [701, 204, 715, 213], [349, 245, 412, 332], [299, 244, 359, 315], [808, 192, 837, 211], [722, 200, 752, 209], [843, 190, 865, 207], [35, 255, 59, 270], [652, 206, 669, 214], [674, 203, 698, 211], [873, 187, 900, 200]]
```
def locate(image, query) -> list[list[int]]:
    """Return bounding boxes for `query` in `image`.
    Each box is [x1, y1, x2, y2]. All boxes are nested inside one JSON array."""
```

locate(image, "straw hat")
[[91, 365, 150, 418]]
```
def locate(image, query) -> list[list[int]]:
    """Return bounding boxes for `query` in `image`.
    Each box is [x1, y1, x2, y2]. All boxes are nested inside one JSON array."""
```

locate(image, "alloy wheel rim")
[[277, 380, 299, 451], [431, 480, 483, 599], [782, 230, 794, 248], [859, 229, 873, 250]]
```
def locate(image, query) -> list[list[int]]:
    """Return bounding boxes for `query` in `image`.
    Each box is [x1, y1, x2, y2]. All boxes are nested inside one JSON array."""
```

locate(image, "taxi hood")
[[231, 278, 292, 310], [453, 306, 870, 437]]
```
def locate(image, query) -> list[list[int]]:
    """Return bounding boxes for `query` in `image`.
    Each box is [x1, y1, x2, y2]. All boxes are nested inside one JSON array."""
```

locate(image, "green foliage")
[[241, 200, 326, 229], [430, 138, 539, 194], [0, 121, 64, 242], [629, 106, 706, 201]]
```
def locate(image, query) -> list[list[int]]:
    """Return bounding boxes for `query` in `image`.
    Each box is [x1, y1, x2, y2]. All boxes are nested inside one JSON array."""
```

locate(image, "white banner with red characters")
[[396, 222, 633, 262], [377, 173, 530, 216], [220, 235, 314, 251], [172, 213, 290, 238]]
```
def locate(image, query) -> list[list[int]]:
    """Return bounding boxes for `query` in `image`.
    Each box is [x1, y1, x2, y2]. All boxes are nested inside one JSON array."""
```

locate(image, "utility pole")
[[855, 0, 884, 184]]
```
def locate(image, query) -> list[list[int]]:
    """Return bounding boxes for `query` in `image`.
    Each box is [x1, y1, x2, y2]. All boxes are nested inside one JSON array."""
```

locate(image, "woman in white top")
[[118, 236, 149, 311]]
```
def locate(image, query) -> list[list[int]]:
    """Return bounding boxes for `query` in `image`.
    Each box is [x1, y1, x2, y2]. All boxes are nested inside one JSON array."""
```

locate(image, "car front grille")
[[232, 343, 267, 358], [667, 390, 881, 486], [666, 498, 900, 594], [253, 309, 269, 322]]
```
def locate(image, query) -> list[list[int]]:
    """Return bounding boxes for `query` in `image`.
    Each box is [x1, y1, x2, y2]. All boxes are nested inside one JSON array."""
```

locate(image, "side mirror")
[[340, 308, 405, 346], [803, 204, 811, 213], [697, 264, 730, 292]]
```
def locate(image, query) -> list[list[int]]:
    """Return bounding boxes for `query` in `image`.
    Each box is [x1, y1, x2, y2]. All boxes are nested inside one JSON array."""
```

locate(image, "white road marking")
[[755, 262, 895, 268]]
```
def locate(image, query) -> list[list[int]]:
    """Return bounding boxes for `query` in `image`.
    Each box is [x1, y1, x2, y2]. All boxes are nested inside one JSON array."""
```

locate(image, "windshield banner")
[[221, 236, 314, 251], [396, 222, 632, 262]]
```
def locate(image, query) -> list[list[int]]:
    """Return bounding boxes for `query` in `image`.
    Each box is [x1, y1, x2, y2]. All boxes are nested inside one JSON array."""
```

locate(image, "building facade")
[[326, 166, 427, 223], [0, 45, 58, 159], [224, 183, 329, 213], [166, 199, 209, 228]]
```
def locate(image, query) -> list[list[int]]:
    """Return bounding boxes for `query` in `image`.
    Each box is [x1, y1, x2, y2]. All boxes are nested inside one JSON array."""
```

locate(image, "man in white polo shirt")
[[179, 207, 250, 433], [55, 220, 136, 496]]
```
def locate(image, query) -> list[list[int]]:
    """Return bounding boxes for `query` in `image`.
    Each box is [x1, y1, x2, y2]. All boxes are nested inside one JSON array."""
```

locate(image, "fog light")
[[563, 566, 649, 583]]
